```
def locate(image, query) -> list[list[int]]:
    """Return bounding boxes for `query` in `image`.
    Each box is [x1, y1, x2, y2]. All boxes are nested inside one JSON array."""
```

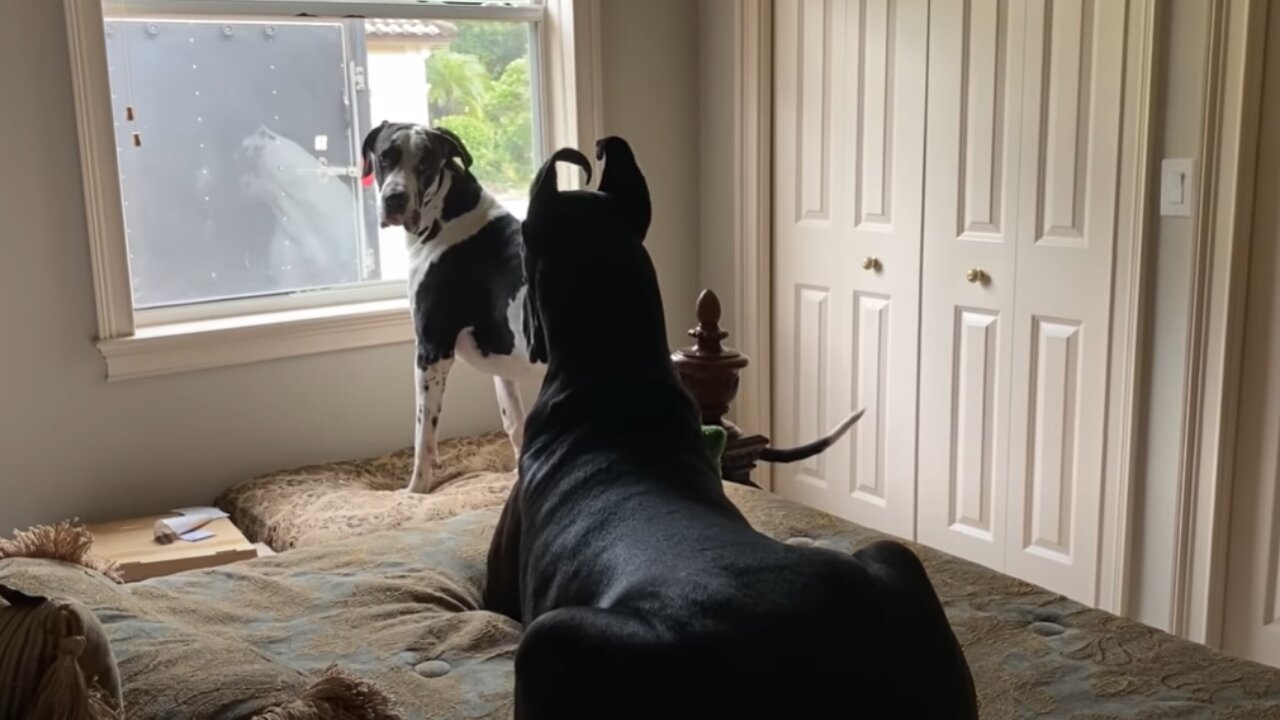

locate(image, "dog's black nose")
[[383, 192, 409, 216]]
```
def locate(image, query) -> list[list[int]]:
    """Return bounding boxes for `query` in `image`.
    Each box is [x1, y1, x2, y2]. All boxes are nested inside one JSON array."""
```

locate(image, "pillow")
[[0, 584, 123, 720]]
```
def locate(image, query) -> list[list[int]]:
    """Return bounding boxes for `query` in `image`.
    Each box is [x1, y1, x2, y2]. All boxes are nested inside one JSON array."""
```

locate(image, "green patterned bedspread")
[[3, 439, 1279, 719]]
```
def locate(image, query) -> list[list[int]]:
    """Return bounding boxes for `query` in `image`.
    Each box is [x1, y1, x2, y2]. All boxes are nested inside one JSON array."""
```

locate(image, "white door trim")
[[1096, 0, 1161, 615], [729, 0, 774, 490], [1170, 0, 1269, 646]]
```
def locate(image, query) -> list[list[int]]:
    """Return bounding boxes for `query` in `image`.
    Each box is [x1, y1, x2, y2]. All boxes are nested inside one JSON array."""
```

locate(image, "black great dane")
[[484, 137, 979, 720]]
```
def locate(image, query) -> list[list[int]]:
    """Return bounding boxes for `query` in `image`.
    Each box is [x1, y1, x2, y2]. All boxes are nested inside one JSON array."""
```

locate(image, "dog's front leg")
[[494, 377, 527, 455], [408, 356, 453, 493]]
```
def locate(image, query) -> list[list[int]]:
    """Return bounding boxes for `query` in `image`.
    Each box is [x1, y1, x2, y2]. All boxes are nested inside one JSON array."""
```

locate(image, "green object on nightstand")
[[701, 425, 727, 477]]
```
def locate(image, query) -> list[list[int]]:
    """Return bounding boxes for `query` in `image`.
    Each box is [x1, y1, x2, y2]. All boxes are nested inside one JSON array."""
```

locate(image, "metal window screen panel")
[[105, 19, 378, 309]]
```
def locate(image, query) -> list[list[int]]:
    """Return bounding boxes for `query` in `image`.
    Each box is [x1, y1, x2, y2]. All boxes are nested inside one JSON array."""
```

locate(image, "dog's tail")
[[759, 409, 865, 463]]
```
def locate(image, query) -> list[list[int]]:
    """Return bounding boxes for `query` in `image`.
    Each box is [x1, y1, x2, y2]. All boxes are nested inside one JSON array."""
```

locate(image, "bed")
[[3, 433, 1279, 719]]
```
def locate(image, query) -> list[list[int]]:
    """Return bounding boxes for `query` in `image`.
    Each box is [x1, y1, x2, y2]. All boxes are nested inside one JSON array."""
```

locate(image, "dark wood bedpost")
[[672, 289, 770, 487]]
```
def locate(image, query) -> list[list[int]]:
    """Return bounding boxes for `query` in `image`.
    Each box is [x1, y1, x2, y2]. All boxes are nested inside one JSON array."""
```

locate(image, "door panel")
[[773, 0, 927, 538], [1004, 0, 1128, 602], [917, 0, 1025, 569], [796, 285, 831, 484]]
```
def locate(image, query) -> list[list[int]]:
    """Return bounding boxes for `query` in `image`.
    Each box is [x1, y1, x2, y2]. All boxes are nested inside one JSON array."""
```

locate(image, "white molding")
[[106, 0, 543, 22], [1097, 0, 1160, 615], [542, 0, 603, 173], [136, 281, 404, 327], [65, 0, 135, 340], [100, 300, 413, 380], [1173, 0, 1268, 646], [67, 0, 598, 378], [569, 0, 604, 150], [730, 0, 774, 490]]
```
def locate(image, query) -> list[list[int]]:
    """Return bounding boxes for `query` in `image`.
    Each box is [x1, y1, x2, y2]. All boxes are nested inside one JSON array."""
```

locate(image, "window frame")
[[65, 0, 602, 380]]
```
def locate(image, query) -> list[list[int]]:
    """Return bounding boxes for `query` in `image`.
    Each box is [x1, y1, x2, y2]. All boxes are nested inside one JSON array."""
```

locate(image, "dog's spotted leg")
[[494, 377, 527, 455], [408, 357, 453, 493]]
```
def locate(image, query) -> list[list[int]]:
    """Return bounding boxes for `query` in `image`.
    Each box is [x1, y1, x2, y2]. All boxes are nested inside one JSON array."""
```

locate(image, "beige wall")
[[600, 0, 702, 347], [0, 0, 700, 532], [697, 0, 737, 343]]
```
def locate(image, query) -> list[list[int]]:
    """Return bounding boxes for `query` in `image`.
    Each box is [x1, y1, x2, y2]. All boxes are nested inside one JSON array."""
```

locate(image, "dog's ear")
[[433, 127, 473, 170], [595, 136, 651, 242], [529, 147, 593, 208], [361, 121, 390, 179], [524, 283, 549, 365]]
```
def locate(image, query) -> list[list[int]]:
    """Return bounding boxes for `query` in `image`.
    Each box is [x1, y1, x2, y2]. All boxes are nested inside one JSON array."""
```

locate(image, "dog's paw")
[[402, 473, 432, 494]]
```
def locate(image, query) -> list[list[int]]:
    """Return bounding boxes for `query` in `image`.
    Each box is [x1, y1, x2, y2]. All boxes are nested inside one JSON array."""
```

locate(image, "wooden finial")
[[672, 288, 748, 429], [690, 289, 729, 354]]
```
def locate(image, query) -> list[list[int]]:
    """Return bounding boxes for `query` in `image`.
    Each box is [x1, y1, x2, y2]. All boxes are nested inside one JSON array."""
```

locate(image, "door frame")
[[1092, 0, 1161, 613], [1170, 0, 1269, 647], [727, 0, 775, 490], [735, 0, 1159, 613]]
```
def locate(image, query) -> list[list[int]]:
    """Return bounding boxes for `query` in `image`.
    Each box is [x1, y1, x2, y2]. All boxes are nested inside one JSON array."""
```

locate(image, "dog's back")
[[515, 387, 976, 719], [488, 138, 977, 719]]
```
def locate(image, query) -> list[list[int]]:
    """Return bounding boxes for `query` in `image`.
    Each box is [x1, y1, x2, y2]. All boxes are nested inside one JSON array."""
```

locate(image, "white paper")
[[170, 506, 229, 520], [180, 529, 215, 542], [155, 507, 227, 539], [156, 515, 209, 536]]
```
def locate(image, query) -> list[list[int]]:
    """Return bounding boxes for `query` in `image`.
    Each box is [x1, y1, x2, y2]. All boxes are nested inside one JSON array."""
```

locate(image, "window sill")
[[98, 298, 414, 381]]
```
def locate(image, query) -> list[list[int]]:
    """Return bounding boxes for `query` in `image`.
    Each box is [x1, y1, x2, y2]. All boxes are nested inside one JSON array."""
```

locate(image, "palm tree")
[[426, 50, 490, 119]]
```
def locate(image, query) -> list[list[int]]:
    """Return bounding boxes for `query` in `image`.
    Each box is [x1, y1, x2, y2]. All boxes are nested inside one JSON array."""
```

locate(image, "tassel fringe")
[[0, 521, 122, 583], [27, 611, 122, 720], [254, 665, 403, 720]]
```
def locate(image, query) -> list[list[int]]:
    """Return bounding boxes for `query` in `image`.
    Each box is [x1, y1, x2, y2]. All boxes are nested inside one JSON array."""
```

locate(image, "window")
[[66, 0, 600, 378]]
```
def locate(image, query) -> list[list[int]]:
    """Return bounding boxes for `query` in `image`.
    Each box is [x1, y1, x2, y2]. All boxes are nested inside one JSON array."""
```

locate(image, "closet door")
[[918, 0, 1134, 603], [917, 0, 1026, 570], [772, 0, 928, 538], [1003, 0, 1129, 602]]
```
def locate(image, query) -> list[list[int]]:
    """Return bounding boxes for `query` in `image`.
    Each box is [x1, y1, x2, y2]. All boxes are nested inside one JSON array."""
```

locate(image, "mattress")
[[3, 436, 1278, 719]]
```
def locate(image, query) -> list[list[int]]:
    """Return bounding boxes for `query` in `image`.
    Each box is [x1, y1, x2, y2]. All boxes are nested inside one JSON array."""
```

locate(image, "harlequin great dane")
[[484, 137, 979, 720], [361, 122, 540, 493]]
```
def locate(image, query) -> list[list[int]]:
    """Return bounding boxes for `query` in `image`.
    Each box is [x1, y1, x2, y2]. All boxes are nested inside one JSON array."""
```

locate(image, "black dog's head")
[[521, 137, 665, 368], [361, 121, 472, 231]]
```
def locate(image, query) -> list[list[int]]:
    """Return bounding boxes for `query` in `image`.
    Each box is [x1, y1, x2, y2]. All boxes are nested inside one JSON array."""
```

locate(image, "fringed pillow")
[[0, 584, 123, 720], [253, 665, 403, 720], [0, 520, 122, 582]]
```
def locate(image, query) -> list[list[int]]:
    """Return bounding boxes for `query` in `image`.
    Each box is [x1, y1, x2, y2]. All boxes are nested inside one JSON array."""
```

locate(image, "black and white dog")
[[361, 122, 539, 493], [486, 138, 978, 719]]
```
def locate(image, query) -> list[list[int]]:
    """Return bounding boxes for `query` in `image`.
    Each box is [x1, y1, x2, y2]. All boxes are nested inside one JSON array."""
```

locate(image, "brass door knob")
[[966, 268, 988, 284], [862, 257, 881, 271]]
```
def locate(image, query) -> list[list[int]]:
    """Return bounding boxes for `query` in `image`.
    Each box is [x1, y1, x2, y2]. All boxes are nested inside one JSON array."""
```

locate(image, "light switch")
[[1160, 158, 1194, 217]]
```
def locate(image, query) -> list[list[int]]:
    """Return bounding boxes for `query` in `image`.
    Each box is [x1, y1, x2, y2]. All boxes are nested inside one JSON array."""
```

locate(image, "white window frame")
[[64, 0, 602, 380]]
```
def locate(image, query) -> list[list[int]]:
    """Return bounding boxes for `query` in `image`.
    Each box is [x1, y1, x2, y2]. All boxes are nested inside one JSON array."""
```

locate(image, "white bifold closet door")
[[774, 0, 1135, 605], [772, 0, 928, 541]]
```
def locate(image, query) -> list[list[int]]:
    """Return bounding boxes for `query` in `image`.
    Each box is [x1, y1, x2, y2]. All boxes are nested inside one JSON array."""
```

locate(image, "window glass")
[[103, 10, 538, 309]]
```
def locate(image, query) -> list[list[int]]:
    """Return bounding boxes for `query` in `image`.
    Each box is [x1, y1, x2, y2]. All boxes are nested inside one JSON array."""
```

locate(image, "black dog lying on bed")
[[484, 138, 978, 720]]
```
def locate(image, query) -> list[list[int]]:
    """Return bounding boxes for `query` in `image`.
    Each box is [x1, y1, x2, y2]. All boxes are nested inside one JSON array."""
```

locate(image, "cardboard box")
[[87, 514, 258, 582]]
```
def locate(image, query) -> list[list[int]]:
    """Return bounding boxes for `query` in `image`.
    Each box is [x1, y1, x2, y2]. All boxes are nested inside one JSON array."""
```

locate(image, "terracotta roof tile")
[[364, 19, 458, 41]]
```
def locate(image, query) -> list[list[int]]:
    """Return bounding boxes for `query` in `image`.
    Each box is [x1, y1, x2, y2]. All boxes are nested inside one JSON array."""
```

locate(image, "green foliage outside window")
[[426, 22, 535, 198]]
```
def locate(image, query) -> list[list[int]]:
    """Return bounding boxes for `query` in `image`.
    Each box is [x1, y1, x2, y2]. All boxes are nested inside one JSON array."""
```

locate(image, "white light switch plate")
[[1160, 158, 1195, 217]]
